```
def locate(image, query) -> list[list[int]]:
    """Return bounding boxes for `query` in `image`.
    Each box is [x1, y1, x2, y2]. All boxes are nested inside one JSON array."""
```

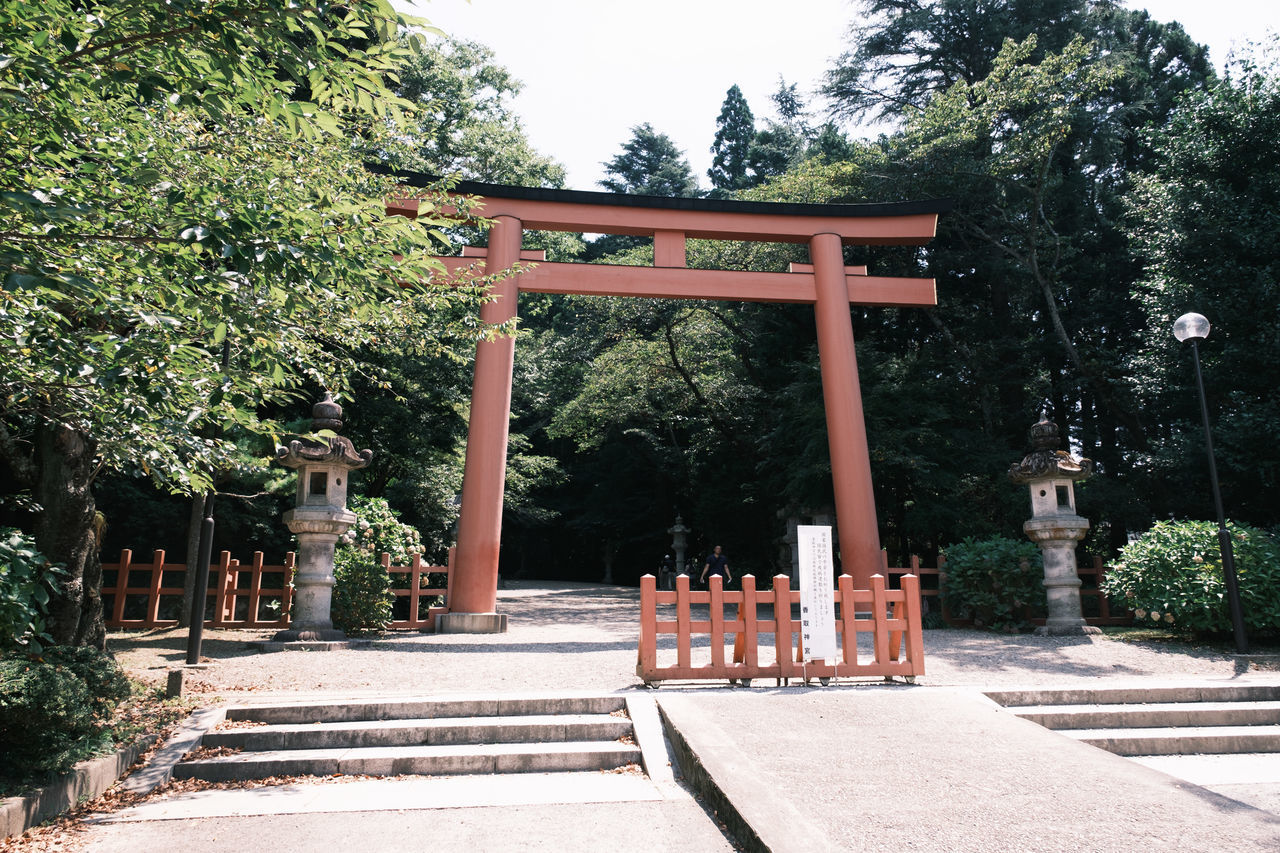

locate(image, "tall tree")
[[708, 84, 756, 193], [819, 0, 1215, 552], [390, 37, 566, 188], [746, 79, 811, 184], [825, 0, 1114, 120], [599, 123, 699, 197], [0, 0, 488, 646], [1126, 48, 1280, 527]]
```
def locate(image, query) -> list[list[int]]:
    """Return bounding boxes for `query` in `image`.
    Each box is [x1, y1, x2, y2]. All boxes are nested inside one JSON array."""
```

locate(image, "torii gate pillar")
[[437, 215, 521, 632], [811, 232, 882, 576]]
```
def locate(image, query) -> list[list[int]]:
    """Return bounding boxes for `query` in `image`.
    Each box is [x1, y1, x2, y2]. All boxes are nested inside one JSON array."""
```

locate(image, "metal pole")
[[184, 339, 230, 664], [184, 490, 216, 665], [1189, 339, 1248, 654]]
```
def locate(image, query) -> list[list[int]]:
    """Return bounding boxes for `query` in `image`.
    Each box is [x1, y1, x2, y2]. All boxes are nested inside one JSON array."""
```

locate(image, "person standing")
[[700, 545, 732, 586], [659, 553, 676, 590]]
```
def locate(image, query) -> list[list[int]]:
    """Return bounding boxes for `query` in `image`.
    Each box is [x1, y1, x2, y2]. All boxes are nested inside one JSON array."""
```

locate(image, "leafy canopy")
[[0, 0, 495, 495]]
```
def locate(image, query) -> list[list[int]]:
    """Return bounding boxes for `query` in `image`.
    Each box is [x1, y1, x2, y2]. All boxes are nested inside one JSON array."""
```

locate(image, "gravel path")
[[108, 580, 1257, 699]]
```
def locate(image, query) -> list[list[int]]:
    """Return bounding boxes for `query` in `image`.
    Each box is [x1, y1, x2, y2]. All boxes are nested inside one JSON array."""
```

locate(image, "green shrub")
[[0, 647, 130, 775], [0, 527, 64, 653], [329, 496, 423, 635], [41, 646, 132, 715], [941, 536, 1044, 632], [1102, 520, 1280, 636]]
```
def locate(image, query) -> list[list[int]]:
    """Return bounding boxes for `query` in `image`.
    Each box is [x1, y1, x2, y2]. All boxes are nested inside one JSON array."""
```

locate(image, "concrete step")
[[225, 695, 627, 725], [1011, 700, 1280, 730], [202, 713, 633, 751], [174, 740, 643, 782], [987, 684, 1280, 708], [1062, 724, 1280, 756], [1129, 752, 1280, 786]]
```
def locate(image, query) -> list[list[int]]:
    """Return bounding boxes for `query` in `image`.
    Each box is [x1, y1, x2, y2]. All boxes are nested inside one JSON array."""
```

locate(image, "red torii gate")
[[388, 178, 947, 633]]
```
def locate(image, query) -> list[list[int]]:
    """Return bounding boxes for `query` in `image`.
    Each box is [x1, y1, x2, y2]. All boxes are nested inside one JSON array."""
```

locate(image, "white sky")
[[395, 1, 1280, 191]]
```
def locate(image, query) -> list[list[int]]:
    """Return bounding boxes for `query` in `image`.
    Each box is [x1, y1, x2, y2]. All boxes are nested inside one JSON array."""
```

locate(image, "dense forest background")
[[9, 0, 1280, 595]]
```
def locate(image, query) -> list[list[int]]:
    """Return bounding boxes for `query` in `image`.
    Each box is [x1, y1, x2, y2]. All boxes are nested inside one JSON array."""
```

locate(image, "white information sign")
[[796, 524, 838, 662]]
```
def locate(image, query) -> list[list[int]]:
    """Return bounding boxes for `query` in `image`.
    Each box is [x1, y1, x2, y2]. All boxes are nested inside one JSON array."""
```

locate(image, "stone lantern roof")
[[1008, 413, 1093, 484], [275, 392, 373, 470]]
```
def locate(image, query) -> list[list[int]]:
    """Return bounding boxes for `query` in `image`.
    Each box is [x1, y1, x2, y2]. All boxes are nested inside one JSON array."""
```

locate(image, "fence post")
[[870, 574, 890, 665], [773, 575, 794, 679], [709, 574, 725, 670], [144, 550, 166, 626], [901, 574, 926, 674], [445, 546, 456, 612], [888, 583, 905, 661], [409, 553, 424, 628], [740, 575, 758, 669], [938, 554, 953, 624], [909, 554, 922, 612], [110, 550, 132, 625], [675, 573, 692, 670], [246, 552, 265, 626], [837, 574, 856, 666], [1095, 556, 1112, 620], [637, 574, 657, 680], [214, 552, 234, 626]]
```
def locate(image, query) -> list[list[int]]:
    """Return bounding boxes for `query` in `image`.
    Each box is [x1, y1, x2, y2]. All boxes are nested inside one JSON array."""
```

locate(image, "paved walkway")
[[30, 581, 1280, 851]]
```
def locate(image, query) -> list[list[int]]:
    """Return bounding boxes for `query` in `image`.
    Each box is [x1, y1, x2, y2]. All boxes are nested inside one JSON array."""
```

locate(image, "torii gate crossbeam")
[[387, 176, 948, 633]]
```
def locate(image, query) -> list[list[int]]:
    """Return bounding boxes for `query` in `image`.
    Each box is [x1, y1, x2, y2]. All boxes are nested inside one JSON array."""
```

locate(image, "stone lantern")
[[666, 513, 691, 589], [1009, 414, 1099, 636], [272, 393, 373, 642]]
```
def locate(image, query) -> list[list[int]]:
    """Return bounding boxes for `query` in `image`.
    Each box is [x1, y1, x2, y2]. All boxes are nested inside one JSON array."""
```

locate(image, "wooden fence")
[[890, 553, 1127, 627], [637, 573, 925, 687], [102, 548, 451, 631]]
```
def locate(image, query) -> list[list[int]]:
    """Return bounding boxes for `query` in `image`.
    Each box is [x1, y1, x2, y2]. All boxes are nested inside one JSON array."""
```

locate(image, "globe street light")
[[1172, 312, 1248, 653]]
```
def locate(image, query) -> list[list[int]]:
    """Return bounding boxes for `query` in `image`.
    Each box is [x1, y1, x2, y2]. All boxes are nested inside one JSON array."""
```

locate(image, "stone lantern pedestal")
[[1009, 415, 1101, 636], [272, 393, 372, 643]]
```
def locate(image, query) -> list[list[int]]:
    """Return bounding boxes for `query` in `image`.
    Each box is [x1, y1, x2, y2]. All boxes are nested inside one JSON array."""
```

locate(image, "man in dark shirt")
[[700, 545, 732, 586]]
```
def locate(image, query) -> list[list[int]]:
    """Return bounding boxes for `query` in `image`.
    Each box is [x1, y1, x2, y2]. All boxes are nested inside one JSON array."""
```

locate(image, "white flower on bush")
[[1150, 611, 1162, 622], [358, 520, 371, 531], [1164, 613, 1175, 624], [1134, 608, 1147, 619], [1191, 554, 1204, 564]]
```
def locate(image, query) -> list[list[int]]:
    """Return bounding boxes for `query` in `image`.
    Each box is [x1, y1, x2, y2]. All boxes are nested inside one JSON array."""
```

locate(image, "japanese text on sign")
[[796, 524, 837, 661]]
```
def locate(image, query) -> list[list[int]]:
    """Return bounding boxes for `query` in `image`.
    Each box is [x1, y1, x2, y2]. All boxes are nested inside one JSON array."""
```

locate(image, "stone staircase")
[[987, 684, 1280, 756], [175, 695, 643, 783]]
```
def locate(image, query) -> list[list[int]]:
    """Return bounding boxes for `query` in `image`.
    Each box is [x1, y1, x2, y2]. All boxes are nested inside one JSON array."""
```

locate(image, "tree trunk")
[[34, 422, 105, 649]]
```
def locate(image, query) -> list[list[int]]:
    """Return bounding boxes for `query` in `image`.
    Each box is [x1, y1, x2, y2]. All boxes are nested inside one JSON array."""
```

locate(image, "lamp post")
[[1173, 312, 1248, 654]]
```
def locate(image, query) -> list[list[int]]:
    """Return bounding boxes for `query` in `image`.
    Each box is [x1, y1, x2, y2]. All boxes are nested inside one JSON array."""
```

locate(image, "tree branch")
[[56, 4, 296, 67], [661, 317, 750, 456]]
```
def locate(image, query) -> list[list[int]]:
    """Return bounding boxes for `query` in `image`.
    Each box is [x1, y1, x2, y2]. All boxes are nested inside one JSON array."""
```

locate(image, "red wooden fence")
[[637, 573, 925, 687], [893, 553, 1127, 627], [102, 548, 451, 631], [383, 549, 453, 631]]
